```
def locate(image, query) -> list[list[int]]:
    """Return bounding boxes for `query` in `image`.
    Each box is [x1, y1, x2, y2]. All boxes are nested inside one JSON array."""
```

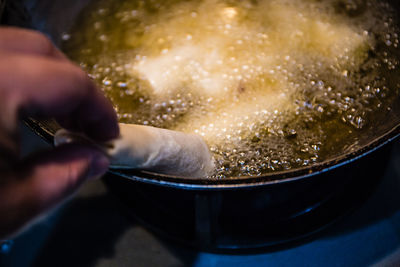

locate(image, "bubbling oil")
[[63, 0, 400, 178]]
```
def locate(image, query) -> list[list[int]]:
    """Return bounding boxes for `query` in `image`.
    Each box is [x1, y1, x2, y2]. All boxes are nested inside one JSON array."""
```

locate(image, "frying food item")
[[55, 123, 214, 178], [63, 0, 400, 178]]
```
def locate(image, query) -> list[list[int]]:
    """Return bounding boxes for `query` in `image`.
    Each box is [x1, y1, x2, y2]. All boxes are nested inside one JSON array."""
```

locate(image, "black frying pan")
[[4, 0, 400, 250]]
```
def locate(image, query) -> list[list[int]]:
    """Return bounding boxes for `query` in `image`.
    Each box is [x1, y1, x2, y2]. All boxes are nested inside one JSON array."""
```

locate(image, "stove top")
[[1, 125, 400, 267]]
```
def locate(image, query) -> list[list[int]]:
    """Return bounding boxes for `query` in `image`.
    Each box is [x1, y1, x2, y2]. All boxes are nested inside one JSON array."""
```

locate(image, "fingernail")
[[88, 152, 110, 179]]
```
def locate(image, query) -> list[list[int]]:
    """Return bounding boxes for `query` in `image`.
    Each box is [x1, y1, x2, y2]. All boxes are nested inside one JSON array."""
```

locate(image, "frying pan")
[[4, 0, 400, 250]]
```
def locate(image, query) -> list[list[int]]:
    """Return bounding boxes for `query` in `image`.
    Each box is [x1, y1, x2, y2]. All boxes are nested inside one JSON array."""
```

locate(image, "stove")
[[1, 125, 400, 267]]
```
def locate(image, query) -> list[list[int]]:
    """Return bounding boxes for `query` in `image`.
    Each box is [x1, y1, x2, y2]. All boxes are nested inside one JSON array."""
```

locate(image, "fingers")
[[0, 144, 109, 238], [0, 27, 119, 141], [0, 27, 67, 60], [0, 53, 119, 142], [0, 27, 118, 239]]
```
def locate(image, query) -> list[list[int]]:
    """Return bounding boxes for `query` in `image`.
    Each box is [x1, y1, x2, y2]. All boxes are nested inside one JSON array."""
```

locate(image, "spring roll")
[[54, 123, 214, 178]]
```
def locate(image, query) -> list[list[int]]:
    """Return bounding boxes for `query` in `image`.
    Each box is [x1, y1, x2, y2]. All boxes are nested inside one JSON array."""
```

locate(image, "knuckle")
[[56, 63, 91, 99], [31, 31, 55, 56], [70, 65, 92, 92]]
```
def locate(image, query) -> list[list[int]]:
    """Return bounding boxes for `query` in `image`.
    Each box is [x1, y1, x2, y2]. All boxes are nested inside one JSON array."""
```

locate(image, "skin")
[[0, 27, 119, 239]]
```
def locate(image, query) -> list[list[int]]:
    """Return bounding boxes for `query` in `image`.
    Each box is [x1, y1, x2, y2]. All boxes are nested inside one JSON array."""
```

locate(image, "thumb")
[[0, 144, 109, 238]]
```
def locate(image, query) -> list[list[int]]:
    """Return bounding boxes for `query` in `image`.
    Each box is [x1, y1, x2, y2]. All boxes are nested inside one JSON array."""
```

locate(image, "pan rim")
[[24, 117, 400, 190]]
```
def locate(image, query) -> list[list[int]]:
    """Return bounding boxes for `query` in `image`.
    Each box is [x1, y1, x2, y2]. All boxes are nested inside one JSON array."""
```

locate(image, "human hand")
[[0, 27, 119, 239]]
